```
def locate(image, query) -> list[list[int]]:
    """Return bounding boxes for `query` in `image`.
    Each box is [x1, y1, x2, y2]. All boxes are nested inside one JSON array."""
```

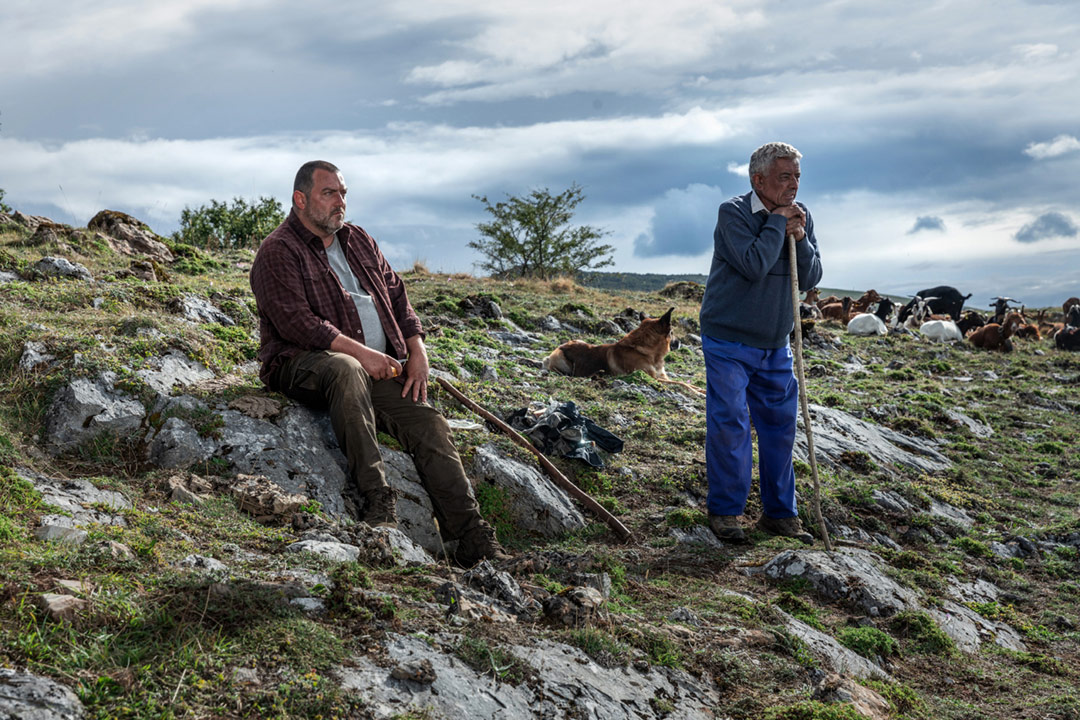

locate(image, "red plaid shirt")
[[249, 210, 422, 387]]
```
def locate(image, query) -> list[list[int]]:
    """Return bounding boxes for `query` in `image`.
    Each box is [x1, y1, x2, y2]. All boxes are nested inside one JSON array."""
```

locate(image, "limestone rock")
[[759, 548, 1025, 654], [463, 560, 542, 618], [43, 375, 146, 453], [782, 613, 891, 681], [34, 593, 89, 623], [136, 350, 214, 395], [336, 632, 721, 719], [814, 672, 891, 720], [21, 469, 131, 527], [471, 444, 587, 538], [33, 526, 89, 546], [32, 256, 92, 282], [795, 404, 950, 475], [169, 293, 235, 325], [362, 526, 435, 567], [542, 586, 605, 626], [286, 540, 361, 563], [178, 555, 228, 573], [87, 210, 175, 264], [0, 667, 85, 720], [148, 417, 216, 469], [19, 341, 56, 371]]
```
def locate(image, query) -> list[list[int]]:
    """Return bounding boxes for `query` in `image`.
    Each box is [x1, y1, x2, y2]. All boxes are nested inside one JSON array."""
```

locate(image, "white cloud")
[[1024, 135, 1080, 160], [1014, 43, 1058, 60], [727, 162, 749, 177], [0, 0, 268, 76], [0, 107, 737, 229]]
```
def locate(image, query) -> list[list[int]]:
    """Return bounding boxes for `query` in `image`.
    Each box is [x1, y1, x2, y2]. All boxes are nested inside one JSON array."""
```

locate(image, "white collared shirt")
[[751, 191, 770, 215]]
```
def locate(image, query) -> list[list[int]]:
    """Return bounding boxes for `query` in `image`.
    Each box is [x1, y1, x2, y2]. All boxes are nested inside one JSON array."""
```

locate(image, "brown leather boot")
[[454, 521, 510, 568], [363, 486, 398, 529]]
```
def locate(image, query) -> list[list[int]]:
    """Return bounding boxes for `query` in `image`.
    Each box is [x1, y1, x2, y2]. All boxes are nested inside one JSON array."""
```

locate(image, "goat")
[[1013, 309, 1042, 341], [920, 319, 963, 343], [1056, 325, 1080, 351], [820, 296, 852, 323], [989, 296, 1018, 325], [957, 310, 986, 336], [1064, 297, 1080, 317], [800, 288, 823, 320], [898, 285, 971, 322], [968, 311, 1024, 352], [816, 294, 841, 309], [847, 298, 894, 337], [902, 296, 936, 330]]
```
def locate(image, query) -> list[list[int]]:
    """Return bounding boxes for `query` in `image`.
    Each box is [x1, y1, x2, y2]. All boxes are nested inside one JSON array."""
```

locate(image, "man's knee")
[[321, 352, 367, 388]]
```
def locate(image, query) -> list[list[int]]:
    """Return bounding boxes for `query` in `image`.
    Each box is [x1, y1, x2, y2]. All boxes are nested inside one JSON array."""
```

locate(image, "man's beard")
[[312, 210, 345, 236]]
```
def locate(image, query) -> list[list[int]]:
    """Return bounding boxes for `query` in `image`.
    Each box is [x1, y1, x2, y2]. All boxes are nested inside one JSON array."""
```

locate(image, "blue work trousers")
[[703, 335, 799, 519]]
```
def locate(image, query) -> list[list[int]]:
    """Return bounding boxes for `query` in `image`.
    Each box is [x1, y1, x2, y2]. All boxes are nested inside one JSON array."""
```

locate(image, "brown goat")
[[817, 297, 840, 310], [821, 296, 853, 322], [1064, 297, 1080, 316], [967, 312, 1024, 352]]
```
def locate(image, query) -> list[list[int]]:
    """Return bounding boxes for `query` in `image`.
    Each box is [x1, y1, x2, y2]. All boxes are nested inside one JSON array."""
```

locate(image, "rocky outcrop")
[[43, 373, 146, 452], [471, 443, 587, 537], [755, 548, 1025, 654], [0, 668, 85, 720], [795, 404, 951, 475], [87, 210, 175, 264], [31, 256, 93, 282], [335, 632, 721, 720], [169, 294, 235, 325]]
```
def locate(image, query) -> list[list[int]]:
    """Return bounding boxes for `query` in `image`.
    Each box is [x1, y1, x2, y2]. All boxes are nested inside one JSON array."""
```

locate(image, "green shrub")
[[836, 626, 899, 658], [665, 508, 705, 528], [173, 196, 284, 250], [890, 610, 956, 656]]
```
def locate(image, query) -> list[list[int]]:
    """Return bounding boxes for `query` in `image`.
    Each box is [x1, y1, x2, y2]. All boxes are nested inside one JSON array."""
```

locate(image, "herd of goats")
[[800, 284, 1080, 352]]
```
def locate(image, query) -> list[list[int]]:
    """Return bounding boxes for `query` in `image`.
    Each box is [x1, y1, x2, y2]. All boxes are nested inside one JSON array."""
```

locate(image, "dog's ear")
[[658, 307, 674, 329]]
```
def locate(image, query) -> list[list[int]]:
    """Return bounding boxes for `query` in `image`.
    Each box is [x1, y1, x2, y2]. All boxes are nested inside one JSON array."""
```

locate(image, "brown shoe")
[[363, 486, 398, 529], [756, 515, 814, 544], [708, 514, 746, 543], [454, 521, 510, 568]]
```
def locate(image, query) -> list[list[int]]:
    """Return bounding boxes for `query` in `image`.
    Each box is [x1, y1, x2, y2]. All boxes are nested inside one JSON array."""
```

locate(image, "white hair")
[[748, 142, 802, 181]]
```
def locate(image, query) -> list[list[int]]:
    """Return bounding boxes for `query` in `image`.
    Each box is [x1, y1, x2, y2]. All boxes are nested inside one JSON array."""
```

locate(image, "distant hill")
[[576, 272, 916, 305], [576, 271, 708, 292]]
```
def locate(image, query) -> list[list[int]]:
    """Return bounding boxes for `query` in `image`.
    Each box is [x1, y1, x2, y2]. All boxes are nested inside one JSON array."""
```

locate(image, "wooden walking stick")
[[435, 376, 635, 543], [788, 234, 833, 551]]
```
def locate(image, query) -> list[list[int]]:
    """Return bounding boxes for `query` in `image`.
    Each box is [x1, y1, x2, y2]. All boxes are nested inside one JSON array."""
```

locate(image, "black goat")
[[898, 286, 971, 322]]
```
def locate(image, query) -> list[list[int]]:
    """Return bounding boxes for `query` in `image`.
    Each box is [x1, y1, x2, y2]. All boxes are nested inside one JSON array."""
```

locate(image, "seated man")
[[250, 160, 506, 566]]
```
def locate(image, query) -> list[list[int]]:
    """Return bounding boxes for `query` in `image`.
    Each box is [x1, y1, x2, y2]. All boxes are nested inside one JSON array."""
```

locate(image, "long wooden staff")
[[788, 234, 833, 551], [435, 376, 635, 543]]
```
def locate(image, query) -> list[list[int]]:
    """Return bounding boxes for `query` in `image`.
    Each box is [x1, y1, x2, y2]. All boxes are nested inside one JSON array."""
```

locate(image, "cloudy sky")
[[2, 0, 1079, 307]]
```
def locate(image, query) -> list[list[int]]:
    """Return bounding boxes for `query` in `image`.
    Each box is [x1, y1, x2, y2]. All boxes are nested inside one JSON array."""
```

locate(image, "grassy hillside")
[[0, 214, 1078, 719]]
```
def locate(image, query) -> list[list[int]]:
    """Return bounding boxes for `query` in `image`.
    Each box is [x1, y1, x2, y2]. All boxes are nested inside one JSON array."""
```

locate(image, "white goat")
[[920, 319, 963, 343], [847, 313, 888, 336]]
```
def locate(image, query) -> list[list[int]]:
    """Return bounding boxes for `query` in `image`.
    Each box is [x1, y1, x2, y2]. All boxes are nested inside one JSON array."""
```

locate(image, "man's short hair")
[[748, 142, 802, 181], [293, 161, 341, 201]]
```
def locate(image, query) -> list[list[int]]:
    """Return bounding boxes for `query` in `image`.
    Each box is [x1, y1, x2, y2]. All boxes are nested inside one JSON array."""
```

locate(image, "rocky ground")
[[1, 208, 1079, 720]]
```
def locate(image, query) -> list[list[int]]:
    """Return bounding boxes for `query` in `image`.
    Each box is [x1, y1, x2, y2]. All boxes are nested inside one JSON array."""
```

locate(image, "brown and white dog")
[[542, 307, 705, 395]]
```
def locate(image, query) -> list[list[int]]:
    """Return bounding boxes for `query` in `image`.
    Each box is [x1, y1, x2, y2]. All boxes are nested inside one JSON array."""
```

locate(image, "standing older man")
[[699, 142, 823, 544], [250, 160, 506, 566]]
